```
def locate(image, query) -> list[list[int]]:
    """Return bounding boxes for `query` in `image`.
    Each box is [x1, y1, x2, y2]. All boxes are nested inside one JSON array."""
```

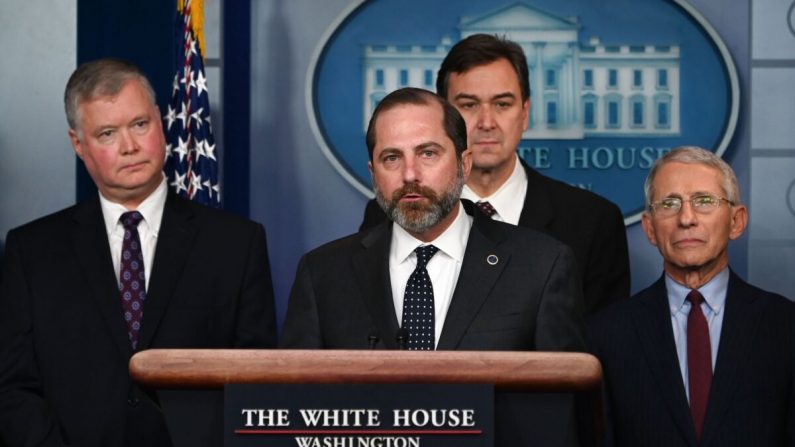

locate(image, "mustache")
[[390, 183, 439, 203]]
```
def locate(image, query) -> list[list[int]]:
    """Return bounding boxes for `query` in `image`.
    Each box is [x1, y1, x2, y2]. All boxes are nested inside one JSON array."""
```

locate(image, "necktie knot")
[[476, 201, 497, 218], [686, 289, 704, 306], [121, 211, 144, 229], [414, 245, 439, 269]]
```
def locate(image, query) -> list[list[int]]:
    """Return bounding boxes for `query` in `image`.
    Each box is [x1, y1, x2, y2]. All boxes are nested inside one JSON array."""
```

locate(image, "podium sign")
[[224, 383, 494, 447]]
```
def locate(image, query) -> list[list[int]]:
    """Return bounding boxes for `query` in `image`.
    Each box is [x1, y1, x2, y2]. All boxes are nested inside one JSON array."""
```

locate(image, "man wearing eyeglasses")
[[588, 146, 795, 447]]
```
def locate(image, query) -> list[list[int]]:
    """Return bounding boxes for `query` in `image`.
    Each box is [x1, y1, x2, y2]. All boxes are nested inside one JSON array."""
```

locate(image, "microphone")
[[367, 331, 379, 350], [395, 328, 408, 350]]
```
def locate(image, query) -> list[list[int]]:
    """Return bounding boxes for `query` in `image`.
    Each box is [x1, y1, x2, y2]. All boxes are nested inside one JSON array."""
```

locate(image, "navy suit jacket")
[[361, 161, 630, 315], [0, 192, 277, 447], [283, 200, 585, 352], [588, 272, 795, 447]]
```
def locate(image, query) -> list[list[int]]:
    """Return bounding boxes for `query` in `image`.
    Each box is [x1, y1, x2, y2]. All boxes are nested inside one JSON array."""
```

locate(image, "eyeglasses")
[[648, 194, 734, 217]]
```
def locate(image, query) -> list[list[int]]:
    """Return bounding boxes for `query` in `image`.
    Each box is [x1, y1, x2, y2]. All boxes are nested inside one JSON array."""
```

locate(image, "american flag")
[[164, 0, 221, 207]]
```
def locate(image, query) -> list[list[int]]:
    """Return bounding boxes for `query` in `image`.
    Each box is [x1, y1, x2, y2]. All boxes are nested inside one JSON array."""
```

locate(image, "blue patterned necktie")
[[119, 211, 146, 350], [401, 245, 439, 350]]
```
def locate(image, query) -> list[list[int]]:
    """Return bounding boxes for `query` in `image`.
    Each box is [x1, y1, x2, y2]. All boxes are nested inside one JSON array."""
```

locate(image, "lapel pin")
[[486, 254, 499, 265]]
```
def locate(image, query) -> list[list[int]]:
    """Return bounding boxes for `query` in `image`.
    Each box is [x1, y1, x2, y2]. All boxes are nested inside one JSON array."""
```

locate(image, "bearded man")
[[281, 87, 584, 353]]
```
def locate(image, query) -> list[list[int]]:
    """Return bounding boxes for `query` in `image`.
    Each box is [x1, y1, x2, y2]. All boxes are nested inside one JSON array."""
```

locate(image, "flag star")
[[176, 102, 189, 129], [174, 136, 190, 163], [190, 107, 204, 128], [194, 138, 206, 161], [181, 65, 192, 87], [186, 67, 197, 92], [170, 171, 188, 194], [195, 70, 208, 97], [181, 67, 195, 95], [164, 105, 177, 130], [202, 179, 216, 199], [189, 38, 199, 57], [172, 74, 180, 95], [203, 140, 216, 161], [190, 172, 204, 195], [165, 143, 173, 159]]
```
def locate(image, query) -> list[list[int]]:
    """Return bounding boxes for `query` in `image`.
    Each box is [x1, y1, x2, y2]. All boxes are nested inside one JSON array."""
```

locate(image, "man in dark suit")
[[0, 59, 277, 446], [282, 87, 583, 352], [588, 146, 795, 446], [361, 34, 629, 315], [283, 87, 585, 446]]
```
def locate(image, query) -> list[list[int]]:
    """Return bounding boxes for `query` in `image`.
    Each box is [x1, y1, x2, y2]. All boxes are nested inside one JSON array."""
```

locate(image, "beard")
[[374, 164, 465, 234]]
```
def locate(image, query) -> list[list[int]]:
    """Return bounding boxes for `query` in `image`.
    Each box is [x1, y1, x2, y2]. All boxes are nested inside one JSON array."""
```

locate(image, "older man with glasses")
[[587, 146, 795, 447]]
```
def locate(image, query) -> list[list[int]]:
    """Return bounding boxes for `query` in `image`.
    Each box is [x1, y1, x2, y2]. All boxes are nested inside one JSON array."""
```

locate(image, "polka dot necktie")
[[401, 245, 439, 351], [119, 211, 146, 351], [476, 201, 497, 218], [686, 289, 712, 440]]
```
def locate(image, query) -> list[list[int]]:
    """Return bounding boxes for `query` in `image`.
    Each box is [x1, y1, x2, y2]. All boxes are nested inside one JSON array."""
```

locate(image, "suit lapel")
[[137, 193, 199, 350], [70, 197, 134, 358], [352, 223, 401, 348], [699, 272, 763, 446], [437, 203, 509, 350], [517, 161, 554, 232], [633, 278, 698, 446]]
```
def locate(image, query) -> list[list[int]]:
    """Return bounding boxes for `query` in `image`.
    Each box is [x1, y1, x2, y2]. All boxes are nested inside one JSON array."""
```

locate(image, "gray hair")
[[644, 146, 741, 208], [64, 58, 156, 134]]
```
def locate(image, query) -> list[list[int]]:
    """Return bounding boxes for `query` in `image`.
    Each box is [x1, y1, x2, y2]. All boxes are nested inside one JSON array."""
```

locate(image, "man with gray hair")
[[588, 146, 794, 446], [0, 58, 277, 446]]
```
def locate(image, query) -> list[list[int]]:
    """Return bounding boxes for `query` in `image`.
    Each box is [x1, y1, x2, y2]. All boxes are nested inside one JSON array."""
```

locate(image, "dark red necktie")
[[476, 201, 497, 218], [119, 211, 146, 351], [686, 289, 712, 440]]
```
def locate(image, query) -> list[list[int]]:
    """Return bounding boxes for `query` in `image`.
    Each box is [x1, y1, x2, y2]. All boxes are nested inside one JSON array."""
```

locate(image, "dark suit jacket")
[[588, 272, 795, 447], [282, 200, 585, 352], [0, 192, 277, 447], [361, 161, 630, 315]]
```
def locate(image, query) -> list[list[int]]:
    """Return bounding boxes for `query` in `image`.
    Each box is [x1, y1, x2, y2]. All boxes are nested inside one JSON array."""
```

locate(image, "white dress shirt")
[[461, 153, 528, 225], [389, 203, 473, 348], [666, 268, 728, 402], [100, 177, 167, 290]]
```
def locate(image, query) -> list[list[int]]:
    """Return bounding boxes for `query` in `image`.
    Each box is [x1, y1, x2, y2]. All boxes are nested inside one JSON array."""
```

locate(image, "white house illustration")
[[362, 3, 680, 139]]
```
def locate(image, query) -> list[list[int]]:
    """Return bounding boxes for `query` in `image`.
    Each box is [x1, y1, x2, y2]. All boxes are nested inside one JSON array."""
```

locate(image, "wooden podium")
[[130, 349, 603, 446]]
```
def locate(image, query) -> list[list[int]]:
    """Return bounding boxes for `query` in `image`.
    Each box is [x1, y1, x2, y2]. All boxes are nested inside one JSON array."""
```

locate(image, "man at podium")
[[281, 87, 584, 354], [281, 87, 586, 447]]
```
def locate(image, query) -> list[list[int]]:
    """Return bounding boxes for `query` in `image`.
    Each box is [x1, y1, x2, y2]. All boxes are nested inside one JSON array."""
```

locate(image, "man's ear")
[[68, 128, 83, 160], [728, 204, 748, 240], [461, 149, 472, 181], [641, 212, 659, 247]]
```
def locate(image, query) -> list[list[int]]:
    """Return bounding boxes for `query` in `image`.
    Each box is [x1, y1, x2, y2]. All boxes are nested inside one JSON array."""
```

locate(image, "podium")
[[130, 349, 603, 446]]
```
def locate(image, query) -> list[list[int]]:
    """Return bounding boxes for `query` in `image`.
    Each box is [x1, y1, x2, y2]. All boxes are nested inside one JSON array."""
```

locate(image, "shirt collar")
[[100, 176, 168, 237], [665, 267, 729, 316], [461, 153, 527, 223], [391, 201, 473, 265]]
